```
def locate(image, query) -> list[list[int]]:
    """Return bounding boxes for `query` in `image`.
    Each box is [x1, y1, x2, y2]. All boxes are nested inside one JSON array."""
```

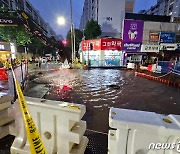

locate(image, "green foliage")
[[84, 19, 101, 39], [66, 29, 83, 51], [31, 37, 45, 50], [0, 26, 31, 46]]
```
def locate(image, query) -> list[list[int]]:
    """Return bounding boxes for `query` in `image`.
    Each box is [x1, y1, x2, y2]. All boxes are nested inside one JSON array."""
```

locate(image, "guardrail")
[[7, 63, 27, 101], [156, 61, 180, 75], [108, 108, 180, 154], [11, 97, 88, 154], [0, 93, 15, 139]]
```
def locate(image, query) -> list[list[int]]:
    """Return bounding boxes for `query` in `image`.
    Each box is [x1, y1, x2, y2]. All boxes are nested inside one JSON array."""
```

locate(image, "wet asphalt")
[[0, 64, 180, 154], [25, 67, 180, 133]]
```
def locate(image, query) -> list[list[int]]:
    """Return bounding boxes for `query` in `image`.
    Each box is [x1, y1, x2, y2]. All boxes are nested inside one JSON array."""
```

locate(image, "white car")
[[42, 57, 47, 63]]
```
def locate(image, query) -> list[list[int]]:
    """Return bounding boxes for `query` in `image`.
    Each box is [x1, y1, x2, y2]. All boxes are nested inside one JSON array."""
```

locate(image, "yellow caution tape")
[[12, 68, 47, 154], [68, 105, 80, 110]]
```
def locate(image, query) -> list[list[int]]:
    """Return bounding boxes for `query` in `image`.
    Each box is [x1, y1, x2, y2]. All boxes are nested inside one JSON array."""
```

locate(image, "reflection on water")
[[26, 69, 180, 132]]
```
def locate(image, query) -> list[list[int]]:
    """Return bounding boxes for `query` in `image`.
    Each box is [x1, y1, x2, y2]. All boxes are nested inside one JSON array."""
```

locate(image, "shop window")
[[105, 55, 120, 66]]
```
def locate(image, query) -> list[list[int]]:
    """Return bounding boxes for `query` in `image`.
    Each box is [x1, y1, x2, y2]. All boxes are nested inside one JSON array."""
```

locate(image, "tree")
[[0, 26, 31, 46], [84, 19, 101, 39], [27, 37, 45, 55], [66, 29, 83, 51]]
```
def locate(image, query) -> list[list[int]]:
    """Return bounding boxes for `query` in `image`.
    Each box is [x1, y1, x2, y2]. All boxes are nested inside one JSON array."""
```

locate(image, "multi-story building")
[[0, 0, 56, 39], [79, 0, 135, 38], [139, 0, 180, 18]]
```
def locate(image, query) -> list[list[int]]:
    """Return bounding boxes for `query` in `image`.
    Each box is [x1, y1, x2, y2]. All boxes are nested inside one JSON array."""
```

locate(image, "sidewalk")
[[28, 62, 62, 73], [0, 63, 108, 154]]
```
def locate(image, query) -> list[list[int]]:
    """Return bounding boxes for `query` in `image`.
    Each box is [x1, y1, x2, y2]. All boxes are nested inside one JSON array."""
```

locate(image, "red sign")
[[82, 39, 122, 51], [82, 39, 101, 51], [101, 39, 122, 50], [149, 32, 159, 41]]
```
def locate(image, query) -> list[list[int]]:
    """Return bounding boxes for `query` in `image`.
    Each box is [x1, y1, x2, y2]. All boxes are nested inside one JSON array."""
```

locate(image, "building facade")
[[139, 0, 180, 18], [0, 0, 56, 39], [79, 0, 135, 38], [79, 38, 124, 67], [122, 18, 180, 66]]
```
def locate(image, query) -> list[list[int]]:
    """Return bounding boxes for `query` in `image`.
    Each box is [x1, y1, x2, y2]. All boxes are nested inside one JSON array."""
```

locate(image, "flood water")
[[25, 69, 180, 133]]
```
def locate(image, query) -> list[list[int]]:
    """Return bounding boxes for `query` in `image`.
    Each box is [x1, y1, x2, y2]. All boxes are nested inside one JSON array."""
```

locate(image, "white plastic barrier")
[[108, 108, 180, 154], [11, 97, 88, 154], [0, 92, 15, 138], [152, 64, 157, 72], [127, 63, 135, 69], [155, 65, 162, 73]]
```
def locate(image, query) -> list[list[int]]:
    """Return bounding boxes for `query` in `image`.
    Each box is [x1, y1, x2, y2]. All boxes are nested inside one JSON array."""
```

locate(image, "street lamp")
[[57, 16, 75, 63], [57, 17, 66, 25]]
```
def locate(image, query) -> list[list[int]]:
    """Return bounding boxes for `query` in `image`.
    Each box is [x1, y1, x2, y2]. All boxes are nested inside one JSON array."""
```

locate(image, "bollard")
[[108, 108, 180, 154], [11, 97, 88, 154]]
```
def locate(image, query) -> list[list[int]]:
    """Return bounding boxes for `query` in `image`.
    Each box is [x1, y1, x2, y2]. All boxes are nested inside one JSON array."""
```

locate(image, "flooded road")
[[25, 69, 180, 133]]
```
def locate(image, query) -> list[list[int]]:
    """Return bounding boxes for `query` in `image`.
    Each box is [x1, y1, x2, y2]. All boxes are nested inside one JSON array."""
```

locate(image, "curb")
[[135, 72, 180, 88]]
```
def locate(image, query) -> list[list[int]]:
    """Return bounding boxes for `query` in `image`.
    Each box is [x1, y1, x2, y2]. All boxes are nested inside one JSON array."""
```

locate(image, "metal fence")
[[157, 61, 180, 76], [8, 63, 27, 100], [172, 61, 180, 76]]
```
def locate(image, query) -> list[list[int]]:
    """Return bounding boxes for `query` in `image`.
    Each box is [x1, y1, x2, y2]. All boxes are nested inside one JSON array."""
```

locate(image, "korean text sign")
[[101, 39, 122, 50], [160, 32, 175, 43], [82, 39, 122, 51], [141, 45, 159, 52], [149, 33, 159, 42]]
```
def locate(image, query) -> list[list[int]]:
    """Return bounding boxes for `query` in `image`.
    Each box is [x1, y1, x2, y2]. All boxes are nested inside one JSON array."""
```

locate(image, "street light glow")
[[57, 17, 66, 25]]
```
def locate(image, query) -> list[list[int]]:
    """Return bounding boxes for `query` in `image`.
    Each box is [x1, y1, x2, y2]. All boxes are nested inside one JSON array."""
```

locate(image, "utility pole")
[[70, 0, 74, 63], [73, 24, 76, 62]]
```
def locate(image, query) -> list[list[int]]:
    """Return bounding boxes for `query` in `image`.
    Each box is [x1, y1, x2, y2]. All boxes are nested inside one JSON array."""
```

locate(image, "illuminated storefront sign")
[[160, 43, 178, 51], [0, 42, 11, 51], [82, 39, 101, 51], [82, 39, 122, 51], [0, 42, 11, 61], [141, 45, 159, 52], [149, 33, 159, 42], [101, 39, 122, 50], [123, 42, 141, 52], [0, 17, 18, 26], [0, 45, 5, 50], [122, 20, 144, 52], [160, 32, 175, 43], [123, 20, 144, 43]]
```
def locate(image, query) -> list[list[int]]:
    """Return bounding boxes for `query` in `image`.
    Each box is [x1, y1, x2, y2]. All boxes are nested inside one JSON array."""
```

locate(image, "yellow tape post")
[[12, 69, 47, 154]]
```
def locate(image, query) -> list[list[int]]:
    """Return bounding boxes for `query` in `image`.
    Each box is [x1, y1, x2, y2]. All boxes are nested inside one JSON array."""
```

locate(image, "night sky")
[[29, 0, 157, 38]]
